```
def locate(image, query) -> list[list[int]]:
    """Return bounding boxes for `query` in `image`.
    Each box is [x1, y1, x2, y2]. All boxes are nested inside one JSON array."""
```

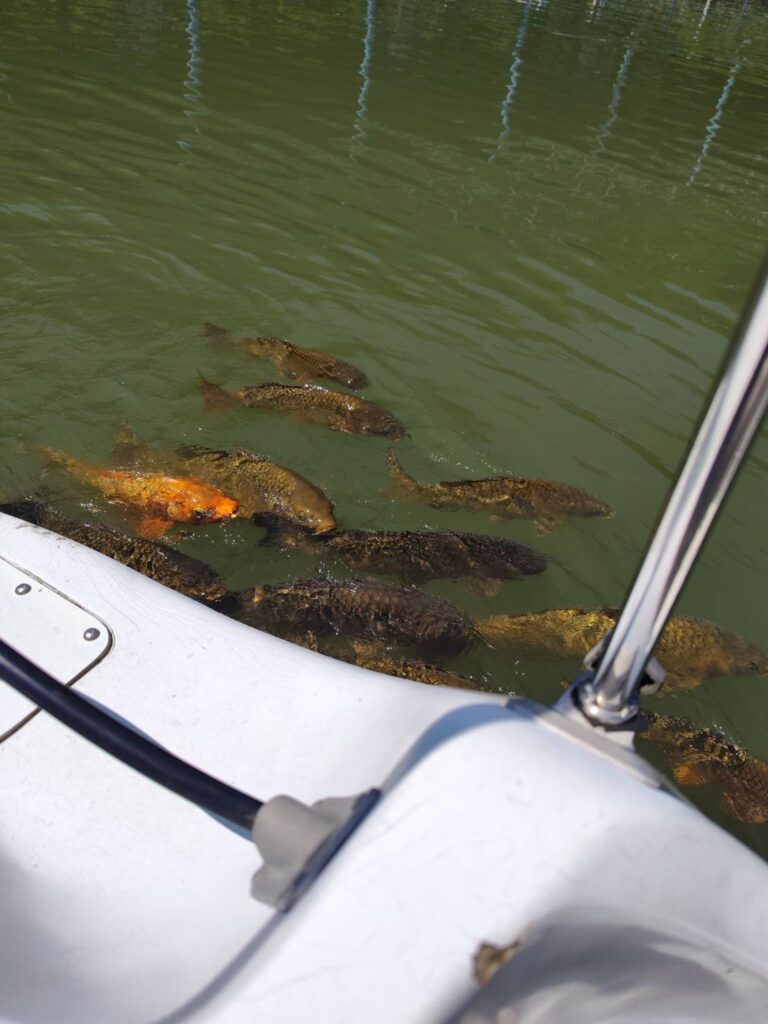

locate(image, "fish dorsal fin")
[[198, 373, 238, 410], [113, 421, 149, 466], [234, 447, 266, 464], [202, 322, 231, 344], [176, 444, 229, 462], [112, 422, 174, 472]]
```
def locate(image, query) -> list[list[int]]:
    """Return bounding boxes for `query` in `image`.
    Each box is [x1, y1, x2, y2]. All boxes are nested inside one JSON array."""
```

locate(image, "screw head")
[[14, 583, 31, 596], [83, 627, 100, 642]]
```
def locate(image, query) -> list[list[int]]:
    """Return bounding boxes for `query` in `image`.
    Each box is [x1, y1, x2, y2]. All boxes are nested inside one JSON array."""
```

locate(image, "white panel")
[[0, 554, 111, 737]]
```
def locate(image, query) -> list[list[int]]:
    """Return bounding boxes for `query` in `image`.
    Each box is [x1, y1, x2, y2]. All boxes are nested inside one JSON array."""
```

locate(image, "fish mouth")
[[312, 521, 338, 536]]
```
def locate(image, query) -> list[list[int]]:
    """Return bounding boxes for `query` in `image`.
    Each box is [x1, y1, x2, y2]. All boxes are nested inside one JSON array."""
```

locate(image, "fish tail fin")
[[384, 449, 425, 499], [198, 372, 237, 411], [203, 322, 232, 347], [39, 445, 67, 466], [38, 447, 95, 485], [39, 446, 78, 472], [475, 616, 500, 646]]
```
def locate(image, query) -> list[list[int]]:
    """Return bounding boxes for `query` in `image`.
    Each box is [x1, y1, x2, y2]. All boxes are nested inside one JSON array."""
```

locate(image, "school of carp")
[[11, 322, 768, 827]]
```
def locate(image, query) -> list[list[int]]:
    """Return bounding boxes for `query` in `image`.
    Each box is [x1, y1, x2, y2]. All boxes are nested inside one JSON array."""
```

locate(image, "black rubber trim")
[[0, 638, 262, 830]]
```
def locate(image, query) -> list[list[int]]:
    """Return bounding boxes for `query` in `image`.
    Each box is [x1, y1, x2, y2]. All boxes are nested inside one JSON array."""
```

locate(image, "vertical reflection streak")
[[593, 38, 635, 156], [697, 0, 713, 32], [492, 0, 534, 158], [688, 57, 743, 185], [354, 0, 376, 143], [184, 0, 201, 99], [179, 0, 202, 151]]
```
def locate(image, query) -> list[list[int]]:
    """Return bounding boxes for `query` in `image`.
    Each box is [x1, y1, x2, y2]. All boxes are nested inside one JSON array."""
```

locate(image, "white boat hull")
[[0, 511, 766, 1023]]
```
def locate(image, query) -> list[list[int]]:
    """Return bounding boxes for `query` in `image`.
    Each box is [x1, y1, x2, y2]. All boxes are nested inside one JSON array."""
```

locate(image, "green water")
[[2, 0, 768, 851]]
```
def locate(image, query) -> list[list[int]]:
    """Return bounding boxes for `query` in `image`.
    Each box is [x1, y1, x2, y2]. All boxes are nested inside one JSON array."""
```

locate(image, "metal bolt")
[[14, 583, 31, 596], [83, 627, 100, 642]]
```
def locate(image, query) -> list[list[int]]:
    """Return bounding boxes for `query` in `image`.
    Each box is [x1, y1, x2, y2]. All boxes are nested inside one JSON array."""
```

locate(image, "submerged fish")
[[1, 499, 226, 601], [232, 578, 476, 656], [334, 640, 482, 691], [40, 446, 239, 539], [113, 424, 337, 535], [266, 522, 547, 595], [478, 608, 768, 691], [640, 711, 768, 825], [199, 375, 406, 440], [179, 447, 337, 535], [203, 322, 369, 390], [386, 451, 613, 533]]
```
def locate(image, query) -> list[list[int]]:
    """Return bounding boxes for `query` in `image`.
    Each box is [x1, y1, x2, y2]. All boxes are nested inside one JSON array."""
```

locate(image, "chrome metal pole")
[[571, 263, 768, 726]]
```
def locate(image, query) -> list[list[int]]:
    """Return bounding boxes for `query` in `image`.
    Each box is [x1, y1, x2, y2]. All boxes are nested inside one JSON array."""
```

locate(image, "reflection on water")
[[354, 0, 376, 144], [180, 0, 202, 151], [593, 34, 636, 156], [493, 0, 535, 158], [688, 56, 743, 186]]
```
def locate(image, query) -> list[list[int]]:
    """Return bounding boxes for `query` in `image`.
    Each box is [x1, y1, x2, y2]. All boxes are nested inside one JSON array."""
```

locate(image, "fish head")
[[353, 408, 407, 440], [293, 497, 337, 535], [576, 493, 615, 519], [258, 514, 310, 546], [173, 560, 228, 602], [708, 625, 768, 678], [168, 487, 239, 525], [341, 367, 370, 390], [734, 643, 768, 678], [189, 499, 239, 524]]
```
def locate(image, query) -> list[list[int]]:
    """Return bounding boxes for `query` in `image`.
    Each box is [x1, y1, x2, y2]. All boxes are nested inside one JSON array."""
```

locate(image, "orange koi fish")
[[40, 447, 239, 538]]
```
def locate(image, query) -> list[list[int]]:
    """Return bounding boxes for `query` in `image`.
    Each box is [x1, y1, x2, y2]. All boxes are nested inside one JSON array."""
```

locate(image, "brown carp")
[[386, 451, 613, 533], [640, 711, 768, 825], [203, 322, 369, 390], [1, 499, 226, 601], [232, 578, 476, 656], [179, 446, 336, 535], [40, 446, 239, 538], [478, 608, 768, 691], [266, 523, 547, 595], [113, 425, 337, 536], [199, 375, 406, 440]]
